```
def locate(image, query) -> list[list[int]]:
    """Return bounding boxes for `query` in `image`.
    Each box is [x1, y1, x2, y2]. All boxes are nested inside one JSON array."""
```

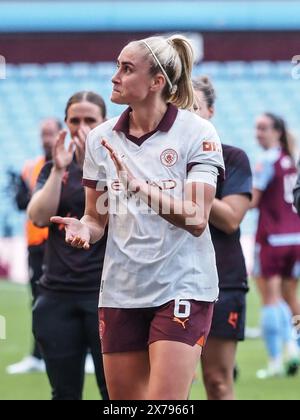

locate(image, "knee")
[[203, 369, 234, 400]]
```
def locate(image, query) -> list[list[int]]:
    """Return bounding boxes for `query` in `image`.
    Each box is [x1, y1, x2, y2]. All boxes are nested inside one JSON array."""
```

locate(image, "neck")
[[130, 98, 168, 134], [268, 139, 281, 150]]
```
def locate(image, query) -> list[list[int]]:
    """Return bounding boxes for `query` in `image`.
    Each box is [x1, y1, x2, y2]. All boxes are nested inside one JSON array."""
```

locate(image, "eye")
[[85, 118, 97, 124], [124, 65, 132, 73]]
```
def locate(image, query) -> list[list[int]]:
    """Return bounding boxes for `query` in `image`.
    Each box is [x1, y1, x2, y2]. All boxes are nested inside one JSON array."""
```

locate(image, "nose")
[[112, 69, 121, 85]]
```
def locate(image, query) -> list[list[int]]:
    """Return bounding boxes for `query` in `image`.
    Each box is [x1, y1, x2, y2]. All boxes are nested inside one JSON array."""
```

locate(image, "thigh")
[[103, 351, 150, 400], [202, 337, 237, 379], [256, 275, 282, 305], [148, 340, 202, 400]]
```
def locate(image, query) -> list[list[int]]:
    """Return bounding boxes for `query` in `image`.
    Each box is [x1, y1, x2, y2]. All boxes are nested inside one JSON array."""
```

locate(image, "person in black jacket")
[[28, 92, 109, 400]]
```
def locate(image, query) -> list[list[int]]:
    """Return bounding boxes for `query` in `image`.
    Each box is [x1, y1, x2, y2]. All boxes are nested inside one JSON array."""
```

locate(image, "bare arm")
[[81, 188, 109, 244], [250, 188, 263, 209], [135, 180, 216, 237], [27, 166, 65, 227], [27, 130, 75, 227], [209, 194, 250, 235]]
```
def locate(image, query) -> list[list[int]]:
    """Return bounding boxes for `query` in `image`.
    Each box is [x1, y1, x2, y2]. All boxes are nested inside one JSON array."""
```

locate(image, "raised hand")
[[73, 126, 91, 169], [102, 138, 138, 192], [53, 130, 74, 170], [50, 216, 91, 249]]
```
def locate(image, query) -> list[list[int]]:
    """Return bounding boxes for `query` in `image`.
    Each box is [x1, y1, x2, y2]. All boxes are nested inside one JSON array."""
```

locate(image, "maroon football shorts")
[[256, 243, 300, 279], [98, 300, 214, 354]]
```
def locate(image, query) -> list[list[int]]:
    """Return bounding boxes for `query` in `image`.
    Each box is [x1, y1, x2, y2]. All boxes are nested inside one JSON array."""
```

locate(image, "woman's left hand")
[[73, 126, 91, 170], [102, 139, 140, 192]]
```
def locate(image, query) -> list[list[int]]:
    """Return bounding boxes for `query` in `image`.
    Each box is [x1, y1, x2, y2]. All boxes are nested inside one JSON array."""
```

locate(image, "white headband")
[[143, 41, 177, 95]]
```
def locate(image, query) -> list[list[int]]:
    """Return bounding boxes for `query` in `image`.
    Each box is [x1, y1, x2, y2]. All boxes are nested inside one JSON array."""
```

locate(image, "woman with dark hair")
[[27, 91, 108, 400], [252, 113, 300, 379]]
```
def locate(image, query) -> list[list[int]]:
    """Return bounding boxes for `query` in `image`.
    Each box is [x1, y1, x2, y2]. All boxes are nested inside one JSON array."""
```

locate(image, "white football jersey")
[[83, 105, 224, 308]]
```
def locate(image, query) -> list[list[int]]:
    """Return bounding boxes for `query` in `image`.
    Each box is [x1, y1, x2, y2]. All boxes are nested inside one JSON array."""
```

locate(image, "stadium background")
[[0, 0, 300, 400]]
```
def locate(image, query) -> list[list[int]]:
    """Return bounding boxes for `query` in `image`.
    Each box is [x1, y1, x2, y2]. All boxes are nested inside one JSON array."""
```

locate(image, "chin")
[[111, 94, 128, 105]]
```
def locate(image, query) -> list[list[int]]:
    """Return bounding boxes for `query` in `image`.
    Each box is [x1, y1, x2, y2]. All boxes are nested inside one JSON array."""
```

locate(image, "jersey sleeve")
[[253, 152, 277, 191], [220, 149, 253, 199], [187, 121, 225, 188], [82, 131, 107, 191]]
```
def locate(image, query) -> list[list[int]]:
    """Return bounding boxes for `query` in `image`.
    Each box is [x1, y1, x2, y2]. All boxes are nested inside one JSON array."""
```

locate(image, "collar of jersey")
[[113, 103, 178, 146]]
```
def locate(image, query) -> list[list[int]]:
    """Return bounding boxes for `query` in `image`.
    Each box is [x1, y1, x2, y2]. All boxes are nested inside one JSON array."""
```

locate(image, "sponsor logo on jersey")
[[111, 179, 177, 191], [111, 180, 123, 191], [147, 180, 177, 190], [203, 141, 222, 153], [160, 149, 178, 167]]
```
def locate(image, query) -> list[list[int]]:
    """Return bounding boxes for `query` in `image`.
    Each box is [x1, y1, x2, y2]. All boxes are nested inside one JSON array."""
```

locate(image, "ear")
[[209, 106, 215, 119], [149, 73, 166, 93]]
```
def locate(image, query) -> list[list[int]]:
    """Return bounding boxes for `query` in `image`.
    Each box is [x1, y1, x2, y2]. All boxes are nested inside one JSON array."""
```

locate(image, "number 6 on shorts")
[[174, 299, 191, 318]]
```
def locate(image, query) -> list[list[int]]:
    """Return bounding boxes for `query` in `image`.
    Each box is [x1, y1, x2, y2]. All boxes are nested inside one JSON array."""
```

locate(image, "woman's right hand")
[[50, 216, 91, 249], [53, 130, 74, 170]]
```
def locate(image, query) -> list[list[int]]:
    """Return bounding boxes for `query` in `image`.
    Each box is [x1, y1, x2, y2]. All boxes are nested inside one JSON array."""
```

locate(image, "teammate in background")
[[252, 113, 300, 379], [27, 92, 108, 400], [7, 118, 61, 375], [193, 77, 252, 400], [51, 35, 224, 400]]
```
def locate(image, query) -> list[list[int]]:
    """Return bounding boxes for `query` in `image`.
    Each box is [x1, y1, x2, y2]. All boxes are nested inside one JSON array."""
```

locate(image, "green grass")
[[0, 280, 299, 400]]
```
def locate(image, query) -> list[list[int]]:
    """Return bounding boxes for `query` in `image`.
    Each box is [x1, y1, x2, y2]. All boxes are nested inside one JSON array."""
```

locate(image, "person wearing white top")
[[51, 34, 224, 400]]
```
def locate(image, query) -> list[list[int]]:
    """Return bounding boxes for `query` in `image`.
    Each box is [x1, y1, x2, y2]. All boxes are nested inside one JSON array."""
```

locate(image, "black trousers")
[[28, 244, 45, 359], [33, 290, 109, 400]]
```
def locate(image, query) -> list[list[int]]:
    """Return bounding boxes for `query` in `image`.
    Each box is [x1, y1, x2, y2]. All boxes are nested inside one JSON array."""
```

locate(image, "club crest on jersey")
[[160, 149, 178, 167]]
